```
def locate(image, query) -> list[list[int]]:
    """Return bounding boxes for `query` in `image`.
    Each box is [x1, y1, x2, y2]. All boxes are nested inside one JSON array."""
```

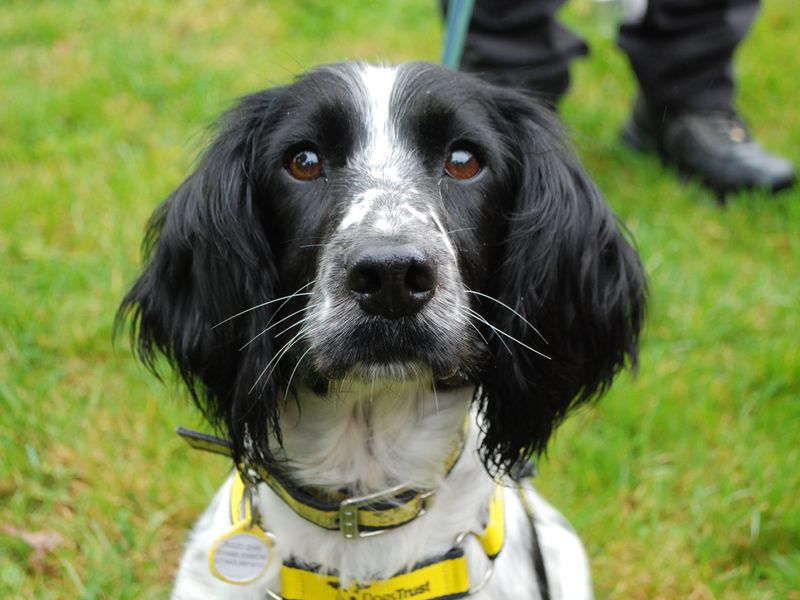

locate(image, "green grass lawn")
[[1, 1, 798, 598]]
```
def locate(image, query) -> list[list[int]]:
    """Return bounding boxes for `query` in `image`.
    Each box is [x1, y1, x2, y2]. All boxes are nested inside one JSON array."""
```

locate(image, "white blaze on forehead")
[[357, 64, 399, 167], [337, 65, 406, 231]]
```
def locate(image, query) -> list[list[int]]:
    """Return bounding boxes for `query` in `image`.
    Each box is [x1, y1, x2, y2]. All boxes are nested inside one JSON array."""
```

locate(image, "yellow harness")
[[178, 427, 507, 599], [221, 470, 505, 600]]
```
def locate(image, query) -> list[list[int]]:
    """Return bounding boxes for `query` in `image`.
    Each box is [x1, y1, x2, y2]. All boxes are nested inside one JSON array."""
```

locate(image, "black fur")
[[476, 87, 646, 470], [118, 62, 646, 474]]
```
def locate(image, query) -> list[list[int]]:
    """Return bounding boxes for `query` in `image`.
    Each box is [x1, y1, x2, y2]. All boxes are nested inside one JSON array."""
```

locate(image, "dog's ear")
[[117, 90, 284, 463], [476, 90, 647, 473]]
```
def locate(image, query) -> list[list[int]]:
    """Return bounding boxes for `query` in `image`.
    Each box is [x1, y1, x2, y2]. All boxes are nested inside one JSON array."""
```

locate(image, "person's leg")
[[618, 0, 758, 112], [443, 0, 587, 105], [618, 0, 795, 196]]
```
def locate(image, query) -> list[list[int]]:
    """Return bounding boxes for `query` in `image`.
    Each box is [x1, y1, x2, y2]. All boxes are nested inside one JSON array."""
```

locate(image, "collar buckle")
[[338, 486, 436, 539]]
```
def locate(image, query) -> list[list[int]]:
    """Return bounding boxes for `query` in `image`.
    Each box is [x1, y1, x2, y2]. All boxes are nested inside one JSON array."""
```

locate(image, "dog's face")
[[119, 62, 645, 473], [271, 64, 514, 382]]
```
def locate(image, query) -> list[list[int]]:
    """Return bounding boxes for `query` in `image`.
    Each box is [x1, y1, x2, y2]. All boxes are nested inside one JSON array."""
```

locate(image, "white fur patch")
[[373, 216, 394, 233], [358, 65, 397, 167], [339, 197, 375, 230]]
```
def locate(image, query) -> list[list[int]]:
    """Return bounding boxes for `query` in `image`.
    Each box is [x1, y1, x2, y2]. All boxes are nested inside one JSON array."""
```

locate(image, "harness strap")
[[222, 471, 505, 599], [517, 486, 552, 600], [177, 427, 233, 456], [281, 550, 470, 600], [180, 428, 550, 598]]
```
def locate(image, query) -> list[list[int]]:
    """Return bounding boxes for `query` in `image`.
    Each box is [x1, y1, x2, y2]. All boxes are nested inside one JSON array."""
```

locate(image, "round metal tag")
[[209, 521, 274, 585]]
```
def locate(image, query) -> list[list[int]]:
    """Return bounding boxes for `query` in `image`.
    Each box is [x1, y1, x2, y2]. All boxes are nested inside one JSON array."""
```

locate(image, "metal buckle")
[[338, 485, 435, 539]]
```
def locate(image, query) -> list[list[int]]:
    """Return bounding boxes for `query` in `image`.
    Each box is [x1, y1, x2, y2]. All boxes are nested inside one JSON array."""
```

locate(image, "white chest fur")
[[171, 382, 593, 599]]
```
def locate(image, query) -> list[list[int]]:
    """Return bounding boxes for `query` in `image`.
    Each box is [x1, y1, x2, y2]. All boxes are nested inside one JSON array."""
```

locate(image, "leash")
[[442, 0, 475, 69]]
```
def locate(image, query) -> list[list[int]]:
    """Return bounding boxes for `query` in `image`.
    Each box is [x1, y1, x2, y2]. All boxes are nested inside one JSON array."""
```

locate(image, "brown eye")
[[288, 149, 323, 180], [445, 148, 481, 180]]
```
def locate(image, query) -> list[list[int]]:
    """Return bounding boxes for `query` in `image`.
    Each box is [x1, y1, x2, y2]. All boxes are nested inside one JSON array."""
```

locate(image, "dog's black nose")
[[345, 244, 437, 318]]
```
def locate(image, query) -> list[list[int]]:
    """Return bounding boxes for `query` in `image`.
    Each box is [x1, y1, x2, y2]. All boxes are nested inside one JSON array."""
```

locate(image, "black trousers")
[[447, 0, 760, 110]]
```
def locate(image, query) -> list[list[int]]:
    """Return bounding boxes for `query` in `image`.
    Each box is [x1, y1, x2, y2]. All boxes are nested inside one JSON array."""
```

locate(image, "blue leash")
[[441, 0, 475, 69]]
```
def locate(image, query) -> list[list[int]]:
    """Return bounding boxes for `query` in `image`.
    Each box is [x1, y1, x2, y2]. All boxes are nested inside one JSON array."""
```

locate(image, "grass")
[[1, 1, 798, 598]]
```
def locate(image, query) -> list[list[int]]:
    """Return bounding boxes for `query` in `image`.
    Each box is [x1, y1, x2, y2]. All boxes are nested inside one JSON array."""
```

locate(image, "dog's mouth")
[[301, 313, 480, 383]]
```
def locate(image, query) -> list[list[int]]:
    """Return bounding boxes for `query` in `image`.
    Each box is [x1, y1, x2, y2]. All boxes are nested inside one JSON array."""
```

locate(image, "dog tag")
[[208, 521, 274, 585]]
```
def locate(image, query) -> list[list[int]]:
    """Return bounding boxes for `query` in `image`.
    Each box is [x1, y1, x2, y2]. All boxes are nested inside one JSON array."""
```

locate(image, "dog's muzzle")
[[304, 188, 473, 380]]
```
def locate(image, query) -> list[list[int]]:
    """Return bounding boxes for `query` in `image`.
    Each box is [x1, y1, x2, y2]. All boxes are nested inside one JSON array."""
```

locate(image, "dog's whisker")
[[284, 346, 314, 397], [255, 335, 308, 393], [459, 310, 491, 348], [212, 293, 313, 329], [464, 307, 513, 356], [464, 289, 548, 345], [269, 323, 322, 385], [248, 328, 309, 394], [239, 305, 312, 351], [212, 282, 316, 329], [263, 280, 318, 328], [273, 315, 316, 341], [465, 307, 550, 360]]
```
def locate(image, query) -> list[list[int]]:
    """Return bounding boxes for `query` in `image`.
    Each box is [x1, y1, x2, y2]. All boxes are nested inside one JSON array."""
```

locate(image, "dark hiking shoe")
[[622, 96, 796, 199]]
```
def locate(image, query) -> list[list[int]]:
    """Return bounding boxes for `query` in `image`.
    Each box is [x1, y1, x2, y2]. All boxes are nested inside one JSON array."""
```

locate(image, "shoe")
[[622, 96, 796, 198]]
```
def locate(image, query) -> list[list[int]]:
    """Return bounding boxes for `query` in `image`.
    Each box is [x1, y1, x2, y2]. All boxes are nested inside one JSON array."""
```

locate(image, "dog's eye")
[[288, 149, 323, 181], [445, 149, 481, 180]]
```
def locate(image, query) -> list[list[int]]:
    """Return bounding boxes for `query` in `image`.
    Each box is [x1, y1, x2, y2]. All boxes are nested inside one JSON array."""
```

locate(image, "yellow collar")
[[178, 418, 469, 539], [247, 449, 459, 539], [217, 470, 505, 599]]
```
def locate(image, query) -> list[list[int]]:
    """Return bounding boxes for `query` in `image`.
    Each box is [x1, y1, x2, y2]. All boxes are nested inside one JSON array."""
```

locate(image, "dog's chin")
[[300, 343, 473, 392], [349, 361, 436, 382], [309, 356, 464, 385], [299, 360, 473, 398]]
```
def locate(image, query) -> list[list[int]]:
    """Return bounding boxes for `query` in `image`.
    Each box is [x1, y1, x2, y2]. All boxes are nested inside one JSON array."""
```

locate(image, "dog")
[[119, 61, 646, 599]]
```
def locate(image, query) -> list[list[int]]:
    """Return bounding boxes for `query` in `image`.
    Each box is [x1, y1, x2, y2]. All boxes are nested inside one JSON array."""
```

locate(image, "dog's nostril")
[[346, 264, 382, 295], [406, 261, 437, 294], [345, 245, 438, 319]]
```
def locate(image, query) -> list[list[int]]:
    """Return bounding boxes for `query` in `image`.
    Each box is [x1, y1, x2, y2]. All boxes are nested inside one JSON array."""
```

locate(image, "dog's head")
[[118, 62, 645, 474]]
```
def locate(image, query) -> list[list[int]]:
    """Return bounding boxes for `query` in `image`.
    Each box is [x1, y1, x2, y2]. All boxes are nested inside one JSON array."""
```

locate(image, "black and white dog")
[[120, 62, 645, 599]]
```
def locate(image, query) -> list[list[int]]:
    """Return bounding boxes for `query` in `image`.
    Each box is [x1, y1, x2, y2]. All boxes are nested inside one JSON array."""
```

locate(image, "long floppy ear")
[[117, 90, 284, 464], [476, 90, 647, 473]]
